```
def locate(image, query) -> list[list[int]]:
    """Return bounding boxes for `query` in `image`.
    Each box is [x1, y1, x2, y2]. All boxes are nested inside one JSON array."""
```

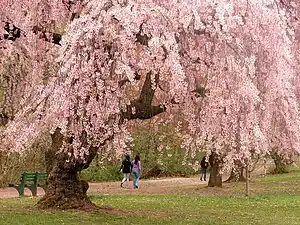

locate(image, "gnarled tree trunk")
[[224, 160, 246, 182], [225, 168, 246, 182], [38, 162, 92, 209], [270, 150, 290, 174], [38, 128, 98, 210], [208, 151, 222, 187]]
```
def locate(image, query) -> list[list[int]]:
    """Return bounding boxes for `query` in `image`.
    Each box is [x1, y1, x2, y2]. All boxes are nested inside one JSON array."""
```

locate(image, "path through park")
[[0, 176, 208, 198]]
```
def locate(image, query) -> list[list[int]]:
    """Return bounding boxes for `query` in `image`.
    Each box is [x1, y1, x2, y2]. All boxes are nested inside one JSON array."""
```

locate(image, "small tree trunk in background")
[[270, 150, 288, 174], [224, 160, 246, 182], [245, 162, 249, 196], [38, 128, 98, 210], [208, 152, 222, 187], [263, 158, 267, 177]]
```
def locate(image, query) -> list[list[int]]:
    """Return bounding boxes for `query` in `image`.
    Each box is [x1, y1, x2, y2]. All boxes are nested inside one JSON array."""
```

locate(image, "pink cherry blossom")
[[0, 0, 299, 167]]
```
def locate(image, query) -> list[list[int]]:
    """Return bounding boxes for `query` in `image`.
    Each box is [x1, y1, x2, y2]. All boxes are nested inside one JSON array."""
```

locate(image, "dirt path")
[[0, 176, 207, 198]]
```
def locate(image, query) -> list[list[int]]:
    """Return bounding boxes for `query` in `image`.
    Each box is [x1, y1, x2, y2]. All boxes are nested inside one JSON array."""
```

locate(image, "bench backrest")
[[21, 172, 47, 184], [36, 173, 47, 183], [21, 173, 36, 182]]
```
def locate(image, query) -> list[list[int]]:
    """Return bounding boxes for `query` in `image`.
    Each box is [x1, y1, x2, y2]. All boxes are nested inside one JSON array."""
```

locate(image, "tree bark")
[[225, 167, 246, 182], [224, 160, 246, 182], [38, 163, 92, 209], [208, 152, 222, 187], [38, 128, 98, 210], [245, 162, 249, 196], [270, 150, 289, 174]]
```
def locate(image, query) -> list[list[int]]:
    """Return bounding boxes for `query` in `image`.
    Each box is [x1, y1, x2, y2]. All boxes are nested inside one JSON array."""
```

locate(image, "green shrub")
[[0, 144, 46, 187], [80, 164, 122, 182], [129, 124, 203, 179], [81, 124, 203, 182]]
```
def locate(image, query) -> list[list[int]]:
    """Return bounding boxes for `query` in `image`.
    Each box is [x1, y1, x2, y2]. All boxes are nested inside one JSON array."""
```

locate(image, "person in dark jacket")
[[200, 156, 209, 181], [120, 154, 132, 187]]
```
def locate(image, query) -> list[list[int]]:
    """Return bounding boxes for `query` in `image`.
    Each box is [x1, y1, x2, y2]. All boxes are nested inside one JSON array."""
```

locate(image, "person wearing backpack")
[[120, 153, 132, 188], [131, 155, 141, 189]]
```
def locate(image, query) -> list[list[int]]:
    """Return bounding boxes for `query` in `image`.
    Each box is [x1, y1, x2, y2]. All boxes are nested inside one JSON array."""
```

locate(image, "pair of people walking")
[[120, 154, 141, 189]]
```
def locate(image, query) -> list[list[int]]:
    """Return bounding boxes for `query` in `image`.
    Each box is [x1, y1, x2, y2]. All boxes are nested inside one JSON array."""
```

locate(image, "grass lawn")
[[1, 172, 300, 225]]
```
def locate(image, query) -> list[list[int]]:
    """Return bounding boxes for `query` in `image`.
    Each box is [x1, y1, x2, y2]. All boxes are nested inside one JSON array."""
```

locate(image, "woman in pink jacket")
[[131, 155, 141, 189]]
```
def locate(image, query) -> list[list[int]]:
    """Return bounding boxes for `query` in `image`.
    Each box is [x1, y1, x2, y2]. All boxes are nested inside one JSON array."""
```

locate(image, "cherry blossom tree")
[[1, 0, 300, 208], [177, 0, 300, 187]]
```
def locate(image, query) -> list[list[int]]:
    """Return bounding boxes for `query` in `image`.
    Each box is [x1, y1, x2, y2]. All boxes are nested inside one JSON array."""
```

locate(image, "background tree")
[[177, 0, 300, 187]]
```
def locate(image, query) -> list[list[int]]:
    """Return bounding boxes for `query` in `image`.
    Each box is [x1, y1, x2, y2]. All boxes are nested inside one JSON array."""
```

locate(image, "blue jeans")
[[133, 172, 140, 188]]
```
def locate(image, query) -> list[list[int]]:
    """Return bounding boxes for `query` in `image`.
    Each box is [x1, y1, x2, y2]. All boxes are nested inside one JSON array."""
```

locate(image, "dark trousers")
[[200, 168, 207, 181]]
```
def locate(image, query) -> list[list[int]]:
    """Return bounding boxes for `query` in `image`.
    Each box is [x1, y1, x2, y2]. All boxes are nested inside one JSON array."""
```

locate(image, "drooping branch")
[[122, 72, 166, 120]]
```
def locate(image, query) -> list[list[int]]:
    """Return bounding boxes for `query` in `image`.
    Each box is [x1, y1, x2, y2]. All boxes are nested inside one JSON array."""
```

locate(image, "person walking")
[[200, 156, 209, 181], [120, 153, 132, 188], [131, 155, 141, 189]]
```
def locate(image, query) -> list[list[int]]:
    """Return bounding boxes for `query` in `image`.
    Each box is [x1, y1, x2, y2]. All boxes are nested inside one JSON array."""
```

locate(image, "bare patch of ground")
[[88, 176, 206, 195], [0, 187, 45, 198], [0, 176, 208, 198]]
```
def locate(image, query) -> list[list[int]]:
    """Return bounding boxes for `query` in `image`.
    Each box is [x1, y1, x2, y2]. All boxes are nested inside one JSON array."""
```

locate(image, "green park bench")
[[9, 172, 48, 196]]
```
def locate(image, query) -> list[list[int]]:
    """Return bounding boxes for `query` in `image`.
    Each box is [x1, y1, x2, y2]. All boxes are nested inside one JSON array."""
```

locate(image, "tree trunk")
[[208, 152, 222, 187], [38, 163, 92, 209], [225, 167, 246, 182], [270, 150, 288, 174], [245, 162, 249, 196], [263, 158, 267, 177], [38, 128, 98, 210], [224, 160, 246, 182]]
